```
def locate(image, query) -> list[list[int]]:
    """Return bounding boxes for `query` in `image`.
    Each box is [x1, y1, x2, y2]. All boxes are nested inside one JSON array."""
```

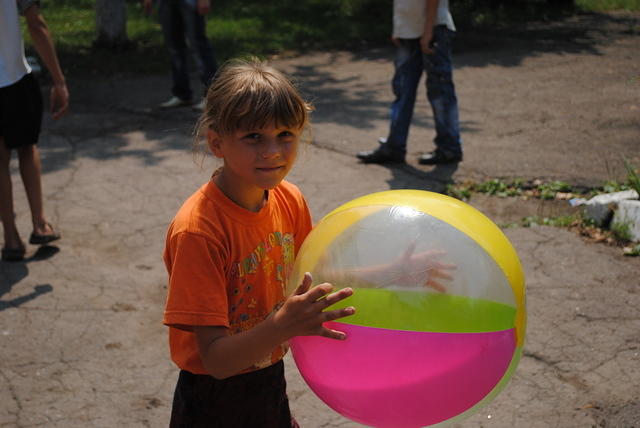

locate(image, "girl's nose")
[[262, 140, 281, 159]]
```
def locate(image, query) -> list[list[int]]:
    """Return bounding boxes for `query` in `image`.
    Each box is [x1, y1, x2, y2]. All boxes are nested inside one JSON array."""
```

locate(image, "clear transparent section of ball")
[[287, 190, 526, 428]]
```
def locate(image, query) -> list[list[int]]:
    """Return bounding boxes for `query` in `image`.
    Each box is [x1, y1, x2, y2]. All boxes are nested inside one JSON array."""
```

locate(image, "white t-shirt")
[[0, 0, 35, 88], [393, 0, 456, 39]]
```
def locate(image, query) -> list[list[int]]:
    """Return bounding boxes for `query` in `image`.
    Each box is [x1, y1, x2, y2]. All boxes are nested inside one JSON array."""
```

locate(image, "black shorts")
[[170, 360, 299, 428], [0, 73, 43, 149]]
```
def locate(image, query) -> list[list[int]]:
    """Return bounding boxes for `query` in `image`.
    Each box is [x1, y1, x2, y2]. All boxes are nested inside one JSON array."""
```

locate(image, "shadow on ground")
[[0, 246, 58, 310], [30, 11, 638, 186]]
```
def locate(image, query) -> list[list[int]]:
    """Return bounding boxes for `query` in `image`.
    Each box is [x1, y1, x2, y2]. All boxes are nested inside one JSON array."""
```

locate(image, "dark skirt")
[[170, 360, 299, 428]]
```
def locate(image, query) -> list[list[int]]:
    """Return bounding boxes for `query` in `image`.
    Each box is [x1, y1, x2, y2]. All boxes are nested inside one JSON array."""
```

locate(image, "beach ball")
[[287, 190, 526, 428]]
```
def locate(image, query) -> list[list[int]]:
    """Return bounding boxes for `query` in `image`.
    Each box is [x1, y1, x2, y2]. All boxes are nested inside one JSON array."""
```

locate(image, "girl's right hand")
[[272, 273, 355, 340]]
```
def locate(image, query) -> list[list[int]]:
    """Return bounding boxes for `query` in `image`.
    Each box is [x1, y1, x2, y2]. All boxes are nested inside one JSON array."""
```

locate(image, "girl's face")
[[208, 123, 300, 211]]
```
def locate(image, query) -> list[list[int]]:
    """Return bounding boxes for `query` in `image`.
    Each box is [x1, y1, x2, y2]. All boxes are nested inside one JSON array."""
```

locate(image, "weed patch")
[[448, 176, 639, 255]]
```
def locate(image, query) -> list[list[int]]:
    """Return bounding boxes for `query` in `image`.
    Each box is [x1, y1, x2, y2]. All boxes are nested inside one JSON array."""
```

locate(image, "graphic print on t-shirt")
[[228, 231, 296, 370]]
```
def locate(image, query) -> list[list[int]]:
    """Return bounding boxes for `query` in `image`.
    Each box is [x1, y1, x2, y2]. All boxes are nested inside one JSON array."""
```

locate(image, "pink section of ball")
[[291, 322, 516, 428]]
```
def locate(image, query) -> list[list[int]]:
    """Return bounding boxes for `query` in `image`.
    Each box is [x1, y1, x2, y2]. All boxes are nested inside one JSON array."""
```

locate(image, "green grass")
[[450, 0, 640, 29], [446, 178, 578, 201], [611, 220, 633, 242], [26, 0, 640, 77], [622, 157, 640, 195], [576, 0, 640, 11], [537, 181, 572, 200], [501, 214, 579, 229], [31, 0, 390, 76], [521, 215, 579, 228], [624, 243, 640, 256], [36, 2, 176, 75]]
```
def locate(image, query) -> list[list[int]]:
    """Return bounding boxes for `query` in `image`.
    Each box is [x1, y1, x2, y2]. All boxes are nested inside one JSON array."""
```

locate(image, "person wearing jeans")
[[357, 0, 462, 165], [145, 0, 218, 109]]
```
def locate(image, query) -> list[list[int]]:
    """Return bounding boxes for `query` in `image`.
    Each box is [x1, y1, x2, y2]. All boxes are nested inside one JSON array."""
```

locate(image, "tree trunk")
[[94, 0, 129, 50], [548, 0, 574, 9]]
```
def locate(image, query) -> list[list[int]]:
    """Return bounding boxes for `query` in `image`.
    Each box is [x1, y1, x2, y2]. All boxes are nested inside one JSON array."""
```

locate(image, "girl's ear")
[[207, 129, 224, 158]]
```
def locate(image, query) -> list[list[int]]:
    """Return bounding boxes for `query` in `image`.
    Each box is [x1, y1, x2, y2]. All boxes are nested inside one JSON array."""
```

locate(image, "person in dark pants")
[[357, 0, 462, 166], [0, 0, 68, 262], [144, 0, 218, 110]]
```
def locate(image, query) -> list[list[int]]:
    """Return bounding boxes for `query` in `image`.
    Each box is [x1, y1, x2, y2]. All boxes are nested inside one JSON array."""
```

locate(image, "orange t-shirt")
[[163, 180, 313, 375]]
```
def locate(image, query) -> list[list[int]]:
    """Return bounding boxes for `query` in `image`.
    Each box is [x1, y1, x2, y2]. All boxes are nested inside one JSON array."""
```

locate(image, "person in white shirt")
[[0, 0, 68, 261], [357, 0, 462, 166]]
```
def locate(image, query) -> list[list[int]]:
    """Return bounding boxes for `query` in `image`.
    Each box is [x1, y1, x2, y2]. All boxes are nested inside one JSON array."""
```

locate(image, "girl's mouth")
[[257, 166, 284, 171]]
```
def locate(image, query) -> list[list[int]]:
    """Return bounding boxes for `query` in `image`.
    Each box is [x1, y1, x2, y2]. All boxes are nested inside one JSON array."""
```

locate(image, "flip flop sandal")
[[29, 223, 61, 245], [1, 247, 26, 262]]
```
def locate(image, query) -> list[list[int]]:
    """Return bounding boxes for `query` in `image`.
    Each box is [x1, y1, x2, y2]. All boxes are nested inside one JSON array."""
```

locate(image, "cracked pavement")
[[1, 11, 639, 428]]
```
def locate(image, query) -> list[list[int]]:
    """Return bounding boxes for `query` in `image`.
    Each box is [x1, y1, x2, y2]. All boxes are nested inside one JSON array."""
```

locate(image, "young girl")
[[163, 58, 356, 427]]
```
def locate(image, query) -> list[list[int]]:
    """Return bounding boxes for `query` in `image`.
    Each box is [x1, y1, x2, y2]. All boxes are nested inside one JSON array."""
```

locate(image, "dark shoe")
[[418, 150, 462, 165], [357, 139, 405, 164], [29, 224, 61, 245], [2, 246, 25, 262]]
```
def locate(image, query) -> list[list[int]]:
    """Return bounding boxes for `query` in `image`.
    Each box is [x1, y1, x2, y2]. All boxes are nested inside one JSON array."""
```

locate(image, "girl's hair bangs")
[[208, 60, 309, 136], [231, 86, 308, 133]]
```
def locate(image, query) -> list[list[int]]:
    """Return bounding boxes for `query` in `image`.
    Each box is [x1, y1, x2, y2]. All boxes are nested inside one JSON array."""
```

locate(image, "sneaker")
[[356, 138, 405, 164], [418, 149, 463, 165], [191, 98, 206, 111], [159, 96, 192, 109]]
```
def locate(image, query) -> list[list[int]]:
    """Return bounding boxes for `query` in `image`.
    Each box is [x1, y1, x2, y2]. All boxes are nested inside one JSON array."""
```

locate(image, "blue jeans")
[[386, 26, 461, 156], [158, 0, 217, 101]]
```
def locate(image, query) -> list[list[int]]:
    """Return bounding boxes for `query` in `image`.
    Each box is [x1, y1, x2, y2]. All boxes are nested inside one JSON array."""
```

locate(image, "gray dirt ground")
[[1, 10, 639, 428]]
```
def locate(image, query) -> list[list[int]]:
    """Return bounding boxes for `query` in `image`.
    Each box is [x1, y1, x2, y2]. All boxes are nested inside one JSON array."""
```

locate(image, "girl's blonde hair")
[[194, 57, 312, 154]]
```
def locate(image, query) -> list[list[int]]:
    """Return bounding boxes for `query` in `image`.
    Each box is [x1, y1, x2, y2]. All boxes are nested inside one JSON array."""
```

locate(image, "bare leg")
[[17, 144, 54, 236], [0, 140, 24, 250]]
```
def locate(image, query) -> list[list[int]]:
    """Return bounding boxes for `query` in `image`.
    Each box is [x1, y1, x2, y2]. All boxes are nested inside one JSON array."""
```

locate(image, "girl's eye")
[[242, 133, 261, 142], [278, 130, 295, 138]]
